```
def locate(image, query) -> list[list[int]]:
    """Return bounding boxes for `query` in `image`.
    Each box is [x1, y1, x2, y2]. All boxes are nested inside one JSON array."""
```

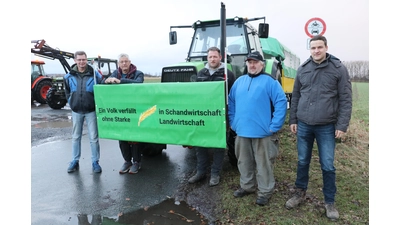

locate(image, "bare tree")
[[342, 61, 369, 82]]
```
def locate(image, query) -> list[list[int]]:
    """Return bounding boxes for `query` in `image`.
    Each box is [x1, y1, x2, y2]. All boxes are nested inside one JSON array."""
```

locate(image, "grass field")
[[144, 76, 162, 83], [215, 82, 369, 224]]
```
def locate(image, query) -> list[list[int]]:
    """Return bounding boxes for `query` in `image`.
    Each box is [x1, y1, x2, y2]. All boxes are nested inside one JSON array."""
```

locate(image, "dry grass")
[[144, 76, 161, 83]]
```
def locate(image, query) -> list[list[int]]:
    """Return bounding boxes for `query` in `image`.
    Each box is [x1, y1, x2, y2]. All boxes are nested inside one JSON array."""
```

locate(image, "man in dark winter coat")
[[188, 46, 236, 187], [285, 35, 352, 221]]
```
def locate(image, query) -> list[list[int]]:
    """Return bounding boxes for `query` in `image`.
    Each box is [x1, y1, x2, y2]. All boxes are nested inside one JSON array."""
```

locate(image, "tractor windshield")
[[31, 63, 45, 76], [189, 24, 248, 57]]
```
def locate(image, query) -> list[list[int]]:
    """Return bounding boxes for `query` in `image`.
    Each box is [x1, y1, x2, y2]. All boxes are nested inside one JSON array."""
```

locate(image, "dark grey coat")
[[289, 53, 352, 132]]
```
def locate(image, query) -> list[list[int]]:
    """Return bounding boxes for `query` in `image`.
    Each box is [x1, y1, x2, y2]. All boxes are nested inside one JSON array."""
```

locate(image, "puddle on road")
[[70, 198, 208, 225], [32, 121, 72, 128]]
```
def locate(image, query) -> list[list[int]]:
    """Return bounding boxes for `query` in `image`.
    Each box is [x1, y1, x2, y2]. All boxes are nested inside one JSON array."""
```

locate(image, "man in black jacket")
[[188, 47, 236, 186]]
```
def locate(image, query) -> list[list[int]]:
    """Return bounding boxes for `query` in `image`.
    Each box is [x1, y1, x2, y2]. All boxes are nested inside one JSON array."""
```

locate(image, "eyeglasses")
[[119, 60, 130, 64]]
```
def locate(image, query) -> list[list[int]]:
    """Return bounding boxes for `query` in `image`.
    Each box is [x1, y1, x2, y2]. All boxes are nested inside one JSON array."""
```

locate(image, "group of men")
[[64, 52, 145, 175], [63, 35, 352, 221]]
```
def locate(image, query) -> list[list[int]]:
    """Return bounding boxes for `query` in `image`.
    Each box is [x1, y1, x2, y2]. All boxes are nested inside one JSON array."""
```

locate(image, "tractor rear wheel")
[[46, 87, 67, 109], [33, 80, 52, 104]]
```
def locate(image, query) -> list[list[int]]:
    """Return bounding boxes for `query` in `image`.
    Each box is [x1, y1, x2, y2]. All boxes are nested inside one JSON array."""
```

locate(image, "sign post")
[[304, 17, 326, 38], [305, 17, 326, 49]]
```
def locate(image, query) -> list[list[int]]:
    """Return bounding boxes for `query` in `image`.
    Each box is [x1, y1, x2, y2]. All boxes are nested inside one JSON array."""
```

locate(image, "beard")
[[248, 67, 263, 77]]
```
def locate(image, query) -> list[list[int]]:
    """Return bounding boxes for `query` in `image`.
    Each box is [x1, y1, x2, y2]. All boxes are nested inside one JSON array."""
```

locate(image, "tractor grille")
[[161, 66, 197, 83], [53, 79, 64, 91]]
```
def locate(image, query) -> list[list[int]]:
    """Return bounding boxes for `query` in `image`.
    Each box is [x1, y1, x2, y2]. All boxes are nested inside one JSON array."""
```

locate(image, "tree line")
[[343, 60, 369, 82]]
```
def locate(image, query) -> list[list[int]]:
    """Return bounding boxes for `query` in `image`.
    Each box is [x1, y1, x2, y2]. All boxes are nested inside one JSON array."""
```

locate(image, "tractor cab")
[[162, 16, 269, 83], [31, 60, 46, 83], [186, 17, 266, 77], [31, 59, 53, 104], [87, 57, 118, 79]]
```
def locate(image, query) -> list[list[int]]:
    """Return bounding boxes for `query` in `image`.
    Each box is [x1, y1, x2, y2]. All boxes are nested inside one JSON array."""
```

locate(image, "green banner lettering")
[[94, 81, 227, 148]]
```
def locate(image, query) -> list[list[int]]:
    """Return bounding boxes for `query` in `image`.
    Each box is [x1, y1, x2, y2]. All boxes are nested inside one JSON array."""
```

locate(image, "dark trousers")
[[119, 141, 142, 163]]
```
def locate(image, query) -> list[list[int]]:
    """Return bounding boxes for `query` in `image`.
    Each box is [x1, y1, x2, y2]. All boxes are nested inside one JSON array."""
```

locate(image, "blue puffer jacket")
[[64, 64, 103, 113]]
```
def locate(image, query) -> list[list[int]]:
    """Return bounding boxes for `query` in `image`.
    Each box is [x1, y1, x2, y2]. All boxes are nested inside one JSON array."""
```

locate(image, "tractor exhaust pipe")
[[220, 2, 226, 63]]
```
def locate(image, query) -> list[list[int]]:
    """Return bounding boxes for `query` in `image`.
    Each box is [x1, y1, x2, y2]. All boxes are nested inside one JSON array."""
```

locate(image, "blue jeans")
[[295, 121, 336, 204], [71, 111, 100, 163], [195, 147, 225, 176]]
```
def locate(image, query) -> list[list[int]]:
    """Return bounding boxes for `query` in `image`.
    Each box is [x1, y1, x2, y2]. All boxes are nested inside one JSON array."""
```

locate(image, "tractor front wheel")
[[46, 87, 67, 109]]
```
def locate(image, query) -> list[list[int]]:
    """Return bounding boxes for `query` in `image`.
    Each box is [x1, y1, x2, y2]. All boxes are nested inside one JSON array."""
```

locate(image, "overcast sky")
[[29, 0, 368, 75]]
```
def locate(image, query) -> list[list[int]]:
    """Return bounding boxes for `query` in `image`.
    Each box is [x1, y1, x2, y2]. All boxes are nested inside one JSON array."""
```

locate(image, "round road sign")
[[304, 17, 326, 38]]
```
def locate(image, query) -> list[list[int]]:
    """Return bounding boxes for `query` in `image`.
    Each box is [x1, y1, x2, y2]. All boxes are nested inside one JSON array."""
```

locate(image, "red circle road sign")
[[304, 17, 326, 38]]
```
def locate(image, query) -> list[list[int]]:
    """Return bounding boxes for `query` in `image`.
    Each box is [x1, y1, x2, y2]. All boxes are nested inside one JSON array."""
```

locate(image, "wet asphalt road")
[[31, 102, 232, 225]]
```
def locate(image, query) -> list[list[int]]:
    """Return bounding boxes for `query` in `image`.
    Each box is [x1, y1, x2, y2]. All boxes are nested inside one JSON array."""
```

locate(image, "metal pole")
[[220, 2, 226, 63], [220, 2, 228, 105], [89, 56, 101, 85], [225, 47, 228, 105]]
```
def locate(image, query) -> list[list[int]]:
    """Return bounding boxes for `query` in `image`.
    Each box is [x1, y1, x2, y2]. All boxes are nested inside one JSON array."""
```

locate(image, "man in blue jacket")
[[64, 51, 103, 173], [228, 51, 287, 206], [285, 35, 352, 221]]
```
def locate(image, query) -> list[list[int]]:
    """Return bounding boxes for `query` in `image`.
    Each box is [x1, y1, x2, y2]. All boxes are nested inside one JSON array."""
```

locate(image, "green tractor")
[[162, 5, 300, 95], [160, 3, 300, 166]]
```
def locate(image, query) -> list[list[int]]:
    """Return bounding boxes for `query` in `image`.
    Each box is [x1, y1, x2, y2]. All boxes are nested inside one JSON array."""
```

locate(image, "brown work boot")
[[325, 203, 339, 220], [285, 188, 306, 209]]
